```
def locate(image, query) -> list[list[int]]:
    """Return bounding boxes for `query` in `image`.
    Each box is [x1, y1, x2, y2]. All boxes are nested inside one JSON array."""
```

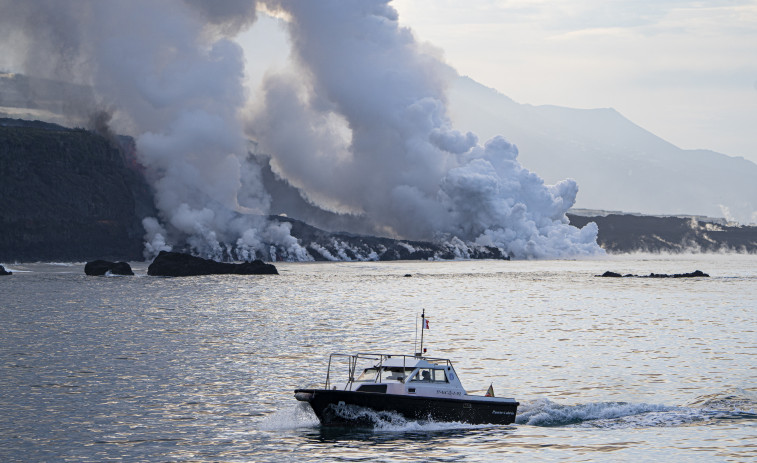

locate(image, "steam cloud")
[[0, 0, 601, 260]]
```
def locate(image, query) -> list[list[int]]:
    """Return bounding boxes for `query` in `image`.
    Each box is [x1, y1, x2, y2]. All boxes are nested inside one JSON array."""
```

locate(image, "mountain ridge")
[[449, 75, 757, 224]]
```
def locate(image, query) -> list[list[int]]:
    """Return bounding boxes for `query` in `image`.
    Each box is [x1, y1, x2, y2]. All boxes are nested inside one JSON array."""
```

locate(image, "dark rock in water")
[[598, 270, 709, 278], [109, 262, 134, 275], [147, 251, 278, 277], [648, 270, 709, 278], [0, 264, 11, 275], [404, 274, 412, 277], [599, 271, 622, 277], [85, 260, 134, 276]]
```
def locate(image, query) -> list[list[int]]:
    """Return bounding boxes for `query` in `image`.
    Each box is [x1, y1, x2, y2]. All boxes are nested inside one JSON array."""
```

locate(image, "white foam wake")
[[517, 394, 757, 429], [258, 402, 320, 431]]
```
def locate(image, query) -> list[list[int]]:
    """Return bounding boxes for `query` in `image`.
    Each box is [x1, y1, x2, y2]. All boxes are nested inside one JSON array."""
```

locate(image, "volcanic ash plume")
[[0, 0, 601, 260], [250, 0, 601, 258], [0, 0, 310, 261]]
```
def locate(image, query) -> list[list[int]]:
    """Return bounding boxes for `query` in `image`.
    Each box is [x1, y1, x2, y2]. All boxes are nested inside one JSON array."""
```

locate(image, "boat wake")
[[517, 389, 757, 429], [259, 402, 320, 431], [263, 389, 756, 432]]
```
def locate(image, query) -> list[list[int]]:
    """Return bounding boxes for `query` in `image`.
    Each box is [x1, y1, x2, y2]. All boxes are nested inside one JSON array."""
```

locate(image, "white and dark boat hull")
[[295, 388, 519, 426]]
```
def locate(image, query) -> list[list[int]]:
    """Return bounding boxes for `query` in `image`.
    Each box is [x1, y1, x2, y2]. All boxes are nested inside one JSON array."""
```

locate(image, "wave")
[[259, 402, 320, 431], [516, 398, 672, 427], [685, 388, 757, 411], [1, 266, 30, 273], [517, 389, 757, 429]]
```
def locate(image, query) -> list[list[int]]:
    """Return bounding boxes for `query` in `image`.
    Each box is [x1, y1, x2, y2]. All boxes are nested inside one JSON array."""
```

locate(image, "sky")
[[388, 0, 757, 162], [244, 0, 757, 164]]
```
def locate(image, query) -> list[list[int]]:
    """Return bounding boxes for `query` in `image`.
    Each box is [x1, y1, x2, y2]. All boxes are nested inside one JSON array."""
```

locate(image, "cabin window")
[[382, 367, 414, 382], [432, 369, 448, 382], [356, 366, 414, 382], [410, 368, 448, 383]]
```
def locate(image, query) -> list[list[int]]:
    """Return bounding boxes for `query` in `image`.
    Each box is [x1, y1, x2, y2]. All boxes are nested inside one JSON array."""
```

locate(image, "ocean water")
[[1, 254, 755, 462]]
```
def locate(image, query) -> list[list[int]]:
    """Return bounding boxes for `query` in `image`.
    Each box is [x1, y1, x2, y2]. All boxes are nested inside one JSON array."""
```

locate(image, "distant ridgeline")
[[568, 211, 757, 253], [1, 118, 756, 262]]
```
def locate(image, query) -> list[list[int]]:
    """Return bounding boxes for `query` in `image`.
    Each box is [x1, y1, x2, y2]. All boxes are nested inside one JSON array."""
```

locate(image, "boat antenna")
[[414, 312, 418, 356], [419, 308, 426, 357]]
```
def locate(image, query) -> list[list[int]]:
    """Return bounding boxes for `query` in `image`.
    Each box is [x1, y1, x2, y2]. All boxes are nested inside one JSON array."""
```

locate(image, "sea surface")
[[1, 254, 755, 462]]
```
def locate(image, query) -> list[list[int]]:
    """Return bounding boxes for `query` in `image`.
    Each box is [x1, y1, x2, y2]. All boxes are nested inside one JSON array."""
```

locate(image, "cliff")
[[568, 213, 757, 253], [0, 118, 155, 262]]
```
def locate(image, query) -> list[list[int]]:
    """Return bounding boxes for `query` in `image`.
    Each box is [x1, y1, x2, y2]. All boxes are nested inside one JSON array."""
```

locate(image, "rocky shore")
[[2, 118, 756, 262]]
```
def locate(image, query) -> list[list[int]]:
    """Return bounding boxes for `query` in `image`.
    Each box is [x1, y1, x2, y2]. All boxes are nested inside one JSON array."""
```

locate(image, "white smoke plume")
[[0, 0, 313, 261], [251, 0, 601, 258], [0, 0, 601, 260]]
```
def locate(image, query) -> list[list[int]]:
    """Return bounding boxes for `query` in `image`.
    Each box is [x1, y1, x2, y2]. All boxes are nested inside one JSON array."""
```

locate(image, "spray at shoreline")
[[0, 0, 601, 260]]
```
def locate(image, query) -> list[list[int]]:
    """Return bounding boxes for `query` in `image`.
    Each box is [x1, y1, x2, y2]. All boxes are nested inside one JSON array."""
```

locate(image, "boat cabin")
[[325, 353, 467, 398]]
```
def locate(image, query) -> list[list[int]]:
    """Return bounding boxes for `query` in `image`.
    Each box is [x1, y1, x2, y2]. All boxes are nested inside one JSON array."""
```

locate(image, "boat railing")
[[324, 352, 453, 390]]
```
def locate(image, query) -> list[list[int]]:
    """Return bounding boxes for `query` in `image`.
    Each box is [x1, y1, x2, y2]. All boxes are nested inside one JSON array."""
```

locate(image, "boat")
[[294, 311, 519, 426]]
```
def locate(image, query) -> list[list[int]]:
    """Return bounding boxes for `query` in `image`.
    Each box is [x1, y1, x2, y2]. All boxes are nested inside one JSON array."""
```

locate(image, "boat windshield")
[[356, 368, 379, 382], [381, 367, 415, 382], [355, 366, 415, 382]]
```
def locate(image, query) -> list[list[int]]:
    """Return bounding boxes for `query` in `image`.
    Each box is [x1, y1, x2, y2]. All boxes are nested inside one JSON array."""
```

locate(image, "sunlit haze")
[[392, 0, 757, 162]]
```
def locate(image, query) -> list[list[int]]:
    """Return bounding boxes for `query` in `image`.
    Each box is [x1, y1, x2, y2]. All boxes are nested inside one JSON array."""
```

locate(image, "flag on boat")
[[485, 384, 494, 397], [424, 319, 429, 329]]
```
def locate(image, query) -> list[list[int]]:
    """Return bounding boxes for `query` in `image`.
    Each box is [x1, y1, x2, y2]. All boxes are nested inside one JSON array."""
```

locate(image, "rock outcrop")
[[147, 251, 278, 277], [0, 264, 11, 275], [84, 260, 134, 276], [598, 270, 709, 278]]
